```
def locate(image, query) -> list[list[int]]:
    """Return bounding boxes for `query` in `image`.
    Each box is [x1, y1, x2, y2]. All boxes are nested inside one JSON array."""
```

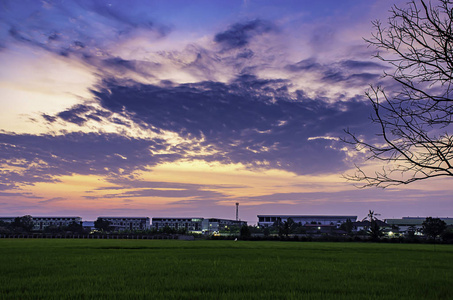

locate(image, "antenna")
[[235, 203, 239, 221]]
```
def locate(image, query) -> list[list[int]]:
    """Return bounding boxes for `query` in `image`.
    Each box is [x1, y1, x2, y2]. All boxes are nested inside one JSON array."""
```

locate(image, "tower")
[[235, 202, 239, 221]]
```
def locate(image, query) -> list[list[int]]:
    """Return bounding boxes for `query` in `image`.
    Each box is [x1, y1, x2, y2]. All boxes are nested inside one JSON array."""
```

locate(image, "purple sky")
[[1, 0, 452, 224]]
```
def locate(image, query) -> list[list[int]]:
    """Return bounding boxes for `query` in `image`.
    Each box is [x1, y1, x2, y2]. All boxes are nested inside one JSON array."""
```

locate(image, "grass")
[[0, 239, 452, 299]]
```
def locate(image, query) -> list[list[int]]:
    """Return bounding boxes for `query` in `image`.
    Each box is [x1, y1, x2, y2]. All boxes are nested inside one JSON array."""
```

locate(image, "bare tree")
[[345, 0, 453, 187]]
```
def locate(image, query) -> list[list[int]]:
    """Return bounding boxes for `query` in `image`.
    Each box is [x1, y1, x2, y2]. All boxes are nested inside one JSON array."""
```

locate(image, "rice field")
[[0, 239, 452, 299]]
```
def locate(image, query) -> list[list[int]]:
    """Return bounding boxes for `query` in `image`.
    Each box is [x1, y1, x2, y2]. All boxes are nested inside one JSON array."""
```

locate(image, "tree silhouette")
[[12, 215, 34, 232], [94, 218, 112, 232], [240, 224, 251, 239], [345, 0, 453, 187], [422, 217, 447, 240], [340, 218, 354, 234], [363, 210, 383, 240]]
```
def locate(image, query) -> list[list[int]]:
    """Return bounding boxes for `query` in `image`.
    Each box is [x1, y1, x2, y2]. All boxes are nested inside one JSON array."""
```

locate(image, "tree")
[[272, 218, 299, 237], [441, 227, 453, 242], [12, 215, 34, 232], [64, 221, 85, 234], [407, 225, 417, 237], [369, 219, 384, 241], [240, 224, 251, 239], [283, 218, 299, 237], [363, 210, 384, 240], [272, 217, 285, 237], [94, 218, 112, 232], [44, 225, 64, 234], [422, 217, 447, 239], [340, 218, 354, 234], [161, 225, 175, 234], [345, 0, 453, 187]]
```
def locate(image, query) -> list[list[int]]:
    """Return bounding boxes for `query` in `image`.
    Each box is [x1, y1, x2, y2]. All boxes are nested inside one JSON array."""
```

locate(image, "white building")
[[32, 216, 82, 230], [257, 215, 357, 228], [0, 216, 82, 230], [96, 217, 150, 231], [203, 218, 247, 233], [152, 218, 203, 232], [152, 217, 247, 234]]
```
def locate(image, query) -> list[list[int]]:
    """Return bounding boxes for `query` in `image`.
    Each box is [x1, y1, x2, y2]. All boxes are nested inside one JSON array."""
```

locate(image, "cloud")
[[38, 197, 66, 204], [93, 188, 228, 200], [242, 188, 433, 205], [340, 60, 388, 70], [0, 2, 387, 191], [86, 178, 245, 202], [87, 78, 373, 175], [99, 178, 246, 191], [0, 131, 176, 188], [0, 191, 43, 199], [57, 105, 91, 125], [214, 19, 277, 51], [0, 71, 376, 190], [285, 57, 385, 89], [285, 58, 321, 72]]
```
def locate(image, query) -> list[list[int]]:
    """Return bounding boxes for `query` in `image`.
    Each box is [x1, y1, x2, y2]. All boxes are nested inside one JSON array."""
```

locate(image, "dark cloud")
[[99, 57, 160, 78], [46, 104, 116, 126], [214, 19, 276, 50], [42, 114, 57, 123], [285, 58, 321, 72], [88, 79, 372, 175], [286, 58, 383, 87], [340, 60, 387, 70], [57, 105, 91, 125], [322, 70, 380, 85]]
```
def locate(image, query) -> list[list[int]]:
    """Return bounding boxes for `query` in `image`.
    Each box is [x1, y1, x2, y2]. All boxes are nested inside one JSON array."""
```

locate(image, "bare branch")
[[345, 0, 453, 187]]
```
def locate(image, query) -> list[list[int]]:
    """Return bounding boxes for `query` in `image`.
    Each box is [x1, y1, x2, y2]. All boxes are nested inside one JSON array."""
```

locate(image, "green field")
[[1, 239, 452, 299]]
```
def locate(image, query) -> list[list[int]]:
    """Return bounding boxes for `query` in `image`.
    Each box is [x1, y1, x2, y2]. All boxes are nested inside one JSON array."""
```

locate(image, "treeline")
[[229, 218, 453, 244]]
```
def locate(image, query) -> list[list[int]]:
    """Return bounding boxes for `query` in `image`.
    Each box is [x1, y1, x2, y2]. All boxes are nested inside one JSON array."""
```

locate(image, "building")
[[152, 217, 247, 234], [257, 215, 357, 228], [0, 216, 82, 231], [385, 217, 453, 234], [32, 217, 82, 230], [152, 218, 203, 232], [203, 218, 247, 233], [96, 217, 150, 231], [0, 217, 16, 224]]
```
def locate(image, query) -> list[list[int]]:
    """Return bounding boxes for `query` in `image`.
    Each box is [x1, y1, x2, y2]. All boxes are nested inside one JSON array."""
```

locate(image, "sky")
[[1, 0, 452, 224]]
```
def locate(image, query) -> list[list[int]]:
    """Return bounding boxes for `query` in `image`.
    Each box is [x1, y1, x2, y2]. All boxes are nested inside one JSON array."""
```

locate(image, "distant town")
[[1, 213, 453, 241]]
